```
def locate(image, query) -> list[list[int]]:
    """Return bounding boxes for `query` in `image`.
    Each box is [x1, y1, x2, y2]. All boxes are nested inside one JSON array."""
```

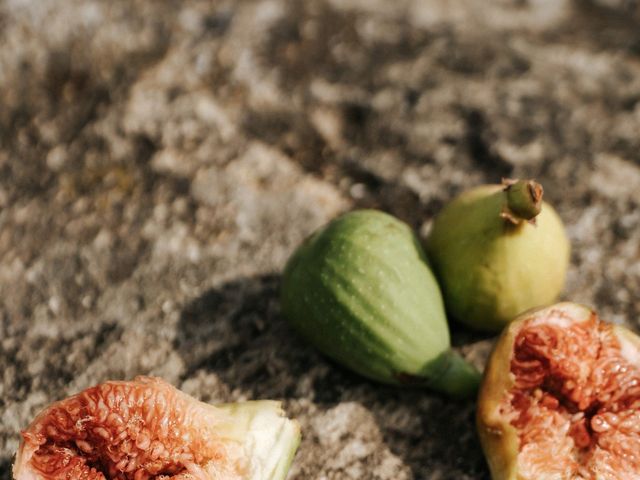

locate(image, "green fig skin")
[[281, 209, 480, 398], [426, 183, 570, 332]]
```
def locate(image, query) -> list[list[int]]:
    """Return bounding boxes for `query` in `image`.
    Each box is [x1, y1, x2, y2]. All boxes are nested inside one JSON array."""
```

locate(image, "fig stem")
[[428, 350, 482, 400], [501, 178, 543, 225]]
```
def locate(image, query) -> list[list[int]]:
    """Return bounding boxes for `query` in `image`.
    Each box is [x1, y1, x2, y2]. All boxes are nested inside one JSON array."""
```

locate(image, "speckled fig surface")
[[2, 0, 640, 479], [478, 303, 640, 480], [281, 210, 480, 398]]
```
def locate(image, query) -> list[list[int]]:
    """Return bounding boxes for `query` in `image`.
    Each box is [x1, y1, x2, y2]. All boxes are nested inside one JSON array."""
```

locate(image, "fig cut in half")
[[478, 303, 640, 480], [13, 376, 300, 480]]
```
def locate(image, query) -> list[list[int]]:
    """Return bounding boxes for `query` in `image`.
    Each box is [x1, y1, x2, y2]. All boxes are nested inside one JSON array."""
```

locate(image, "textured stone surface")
[[1, 0, 640, 478]]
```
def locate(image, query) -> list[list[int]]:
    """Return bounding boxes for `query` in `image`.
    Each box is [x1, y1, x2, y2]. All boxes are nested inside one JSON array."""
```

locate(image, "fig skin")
[[476, 302, 640, 480], [281, 209, 480, 399], [426, 180, 570, 332]]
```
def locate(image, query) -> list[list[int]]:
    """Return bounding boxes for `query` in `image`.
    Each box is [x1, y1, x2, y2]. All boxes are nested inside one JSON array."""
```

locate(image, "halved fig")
[[13, 376, 300, 480], [478, 302, 640, 480]]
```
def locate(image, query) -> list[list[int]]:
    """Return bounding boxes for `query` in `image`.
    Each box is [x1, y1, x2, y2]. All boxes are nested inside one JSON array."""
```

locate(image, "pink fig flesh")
[[478, 303, 640, 479], [13, 376, 299, 480]]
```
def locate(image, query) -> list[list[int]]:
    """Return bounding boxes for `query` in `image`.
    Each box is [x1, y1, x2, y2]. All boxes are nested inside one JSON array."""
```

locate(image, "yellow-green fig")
[[426, 179, 569, 331], [477, 302, 640, 479]]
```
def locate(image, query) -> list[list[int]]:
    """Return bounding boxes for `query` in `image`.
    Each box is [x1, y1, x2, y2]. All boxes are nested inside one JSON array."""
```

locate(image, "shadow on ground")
[[174, 274, 490, 478], [0, 459, 11, 479], [173, 274, 363, 401]]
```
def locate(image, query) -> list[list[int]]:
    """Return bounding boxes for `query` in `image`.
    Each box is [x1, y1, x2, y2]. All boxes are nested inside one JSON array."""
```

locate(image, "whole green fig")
[[426, 179, 569, 332], [281, 209, 480, 399]]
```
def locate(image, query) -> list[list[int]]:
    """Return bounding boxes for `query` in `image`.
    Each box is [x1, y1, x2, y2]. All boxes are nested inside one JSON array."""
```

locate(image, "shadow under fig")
[[174, 274, 365, 402], [174, 274, 491, 479], [0, 459, 11, 479]]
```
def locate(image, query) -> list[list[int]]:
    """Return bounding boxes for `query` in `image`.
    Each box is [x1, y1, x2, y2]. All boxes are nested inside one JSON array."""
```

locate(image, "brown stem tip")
[[501, 178, 543, 225]]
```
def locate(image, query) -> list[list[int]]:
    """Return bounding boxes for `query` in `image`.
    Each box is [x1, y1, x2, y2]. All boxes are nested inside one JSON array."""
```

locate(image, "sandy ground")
[[1, 0, 640, 478]]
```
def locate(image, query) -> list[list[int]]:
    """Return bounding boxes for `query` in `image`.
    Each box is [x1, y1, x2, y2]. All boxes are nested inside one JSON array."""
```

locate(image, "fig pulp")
[[478, 303, 640, 480], [426, 179, 570, 331], [281, 209, 480, 399], [13, 376, 300, 480]]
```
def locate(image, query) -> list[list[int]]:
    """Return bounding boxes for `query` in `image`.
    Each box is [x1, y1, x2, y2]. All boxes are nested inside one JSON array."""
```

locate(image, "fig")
[[478, 302, 640, 479], [426, 179, 570, 331], [13, 376, 300, 480], [281, 209, 481, 399]]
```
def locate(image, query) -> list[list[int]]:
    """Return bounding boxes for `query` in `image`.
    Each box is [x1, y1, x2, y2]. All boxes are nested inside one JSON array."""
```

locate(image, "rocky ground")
[[2, 0, 640, 478]]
